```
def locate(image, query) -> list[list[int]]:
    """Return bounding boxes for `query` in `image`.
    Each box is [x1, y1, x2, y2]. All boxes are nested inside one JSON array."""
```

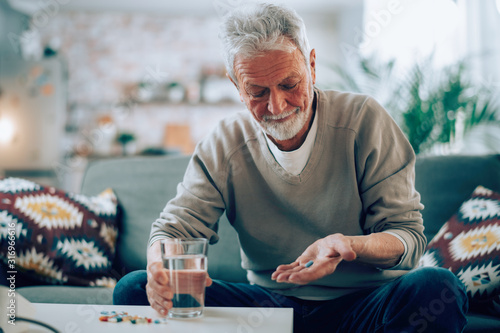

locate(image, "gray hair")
[[219, 3, 311, 85]]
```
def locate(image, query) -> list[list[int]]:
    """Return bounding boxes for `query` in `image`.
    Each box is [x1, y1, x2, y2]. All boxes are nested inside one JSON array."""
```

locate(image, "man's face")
[[232, 47, 316, 144]]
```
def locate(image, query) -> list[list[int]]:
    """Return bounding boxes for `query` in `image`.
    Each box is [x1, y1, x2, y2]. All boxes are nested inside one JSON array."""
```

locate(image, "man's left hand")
[[271, 234, 357, 285]]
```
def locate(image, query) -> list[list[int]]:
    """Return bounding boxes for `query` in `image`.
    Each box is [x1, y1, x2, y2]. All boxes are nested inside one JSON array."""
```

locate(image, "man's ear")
[[227, 73, 244, 103], [309, 49, 316, 85]]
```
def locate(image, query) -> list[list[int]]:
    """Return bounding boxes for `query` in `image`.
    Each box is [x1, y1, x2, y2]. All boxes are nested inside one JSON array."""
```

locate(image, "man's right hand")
[[146, 239, 213, 316], [146, 261, 174, 316]]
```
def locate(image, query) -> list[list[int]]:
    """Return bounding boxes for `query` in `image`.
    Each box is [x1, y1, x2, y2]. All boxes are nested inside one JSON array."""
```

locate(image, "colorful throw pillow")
[[0, 177, 119, 287], [420, 185, 500, 316]]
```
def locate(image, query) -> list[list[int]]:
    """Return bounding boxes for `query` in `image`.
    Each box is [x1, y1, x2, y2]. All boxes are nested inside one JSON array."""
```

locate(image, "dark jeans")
[[113, 267, 468, 332]]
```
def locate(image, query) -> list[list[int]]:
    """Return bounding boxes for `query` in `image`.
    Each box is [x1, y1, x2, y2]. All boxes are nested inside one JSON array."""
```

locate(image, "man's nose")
[[267, 90, 287, 115]]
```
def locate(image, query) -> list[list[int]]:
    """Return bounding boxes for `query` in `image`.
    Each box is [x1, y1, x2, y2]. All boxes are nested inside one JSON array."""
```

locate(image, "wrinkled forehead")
[[233, 48, 308, 87]]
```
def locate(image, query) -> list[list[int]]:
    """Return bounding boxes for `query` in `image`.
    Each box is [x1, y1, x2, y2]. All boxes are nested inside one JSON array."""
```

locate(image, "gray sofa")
[[18, 154, 500, 332]]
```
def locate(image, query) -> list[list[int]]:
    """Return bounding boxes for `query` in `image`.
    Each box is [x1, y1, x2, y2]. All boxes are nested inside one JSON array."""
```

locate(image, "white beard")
[[258, 106, 311, 141]]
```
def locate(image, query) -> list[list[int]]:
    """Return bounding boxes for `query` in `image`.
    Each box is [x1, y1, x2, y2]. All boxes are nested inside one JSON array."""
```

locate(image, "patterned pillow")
[[0, 177, 119, 287], [420, 185, 500, 316]]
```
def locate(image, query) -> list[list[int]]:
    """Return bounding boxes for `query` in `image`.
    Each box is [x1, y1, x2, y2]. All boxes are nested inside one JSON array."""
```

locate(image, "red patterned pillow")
[[420, 185, 500, 316], [0, 177, 119, 287]]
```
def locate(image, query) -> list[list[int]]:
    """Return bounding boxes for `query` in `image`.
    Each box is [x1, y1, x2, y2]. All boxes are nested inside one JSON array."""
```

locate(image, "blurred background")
[[0, 0, 499, 192]]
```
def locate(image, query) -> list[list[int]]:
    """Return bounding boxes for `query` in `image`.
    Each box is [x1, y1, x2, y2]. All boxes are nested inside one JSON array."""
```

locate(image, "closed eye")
[[248, 88, 268, 98], [281, 82, 298, 90]]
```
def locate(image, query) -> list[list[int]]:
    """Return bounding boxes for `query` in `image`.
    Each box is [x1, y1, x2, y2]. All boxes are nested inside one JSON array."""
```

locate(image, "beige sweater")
[[150, 88, 426, 299]]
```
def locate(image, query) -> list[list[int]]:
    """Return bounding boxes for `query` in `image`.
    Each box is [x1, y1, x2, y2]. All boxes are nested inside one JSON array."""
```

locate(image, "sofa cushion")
[[18, 285, 114, 304], [420, 185, 500, 316], [464, 312, 500, 332], [0, 177, 119, 287]]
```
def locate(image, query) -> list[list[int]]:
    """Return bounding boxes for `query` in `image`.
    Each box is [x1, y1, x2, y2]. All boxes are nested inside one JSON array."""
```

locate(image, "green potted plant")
[[326, 56, 500, 155], [116, 132, 136, 156]]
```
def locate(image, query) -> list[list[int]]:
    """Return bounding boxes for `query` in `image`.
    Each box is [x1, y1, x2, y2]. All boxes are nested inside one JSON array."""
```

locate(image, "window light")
[[0, 116, 15, 143]]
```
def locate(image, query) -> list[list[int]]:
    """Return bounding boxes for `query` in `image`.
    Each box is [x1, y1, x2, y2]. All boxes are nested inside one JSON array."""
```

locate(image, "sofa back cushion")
[[415, 154, 500, 241], [80, 154, 248, 283]]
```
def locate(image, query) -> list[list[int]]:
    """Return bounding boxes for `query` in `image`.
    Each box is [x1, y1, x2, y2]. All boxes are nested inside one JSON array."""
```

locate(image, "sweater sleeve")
[[148, 144, 226, 247], [354, 97, 426, 270]]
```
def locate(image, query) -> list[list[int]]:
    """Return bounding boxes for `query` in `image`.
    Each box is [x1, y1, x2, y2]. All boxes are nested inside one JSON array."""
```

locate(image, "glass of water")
[[161, 238, 208, 318]]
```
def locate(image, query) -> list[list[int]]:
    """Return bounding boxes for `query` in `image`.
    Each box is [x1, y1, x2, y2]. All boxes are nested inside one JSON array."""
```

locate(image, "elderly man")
[[114, 3, 468, 332]]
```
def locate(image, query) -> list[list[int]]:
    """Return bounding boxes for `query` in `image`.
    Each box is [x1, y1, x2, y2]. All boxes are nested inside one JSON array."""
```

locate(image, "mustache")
[[262, 107, 300, 121]]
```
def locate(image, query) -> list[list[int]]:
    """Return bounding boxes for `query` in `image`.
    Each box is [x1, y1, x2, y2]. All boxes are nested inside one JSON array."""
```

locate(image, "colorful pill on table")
[[98, 310, 162, 324]]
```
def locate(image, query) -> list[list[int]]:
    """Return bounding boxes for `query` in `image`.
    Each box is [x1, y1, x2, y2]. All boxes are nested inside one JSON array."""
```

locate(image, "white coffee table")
[[25, 303, 293, 333]]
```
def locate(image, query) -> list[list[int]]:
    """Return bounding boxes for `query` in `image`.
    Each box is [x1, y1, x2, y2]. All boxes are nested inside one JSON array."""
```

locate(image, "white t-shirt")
[[264, 110, 318, 176]]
